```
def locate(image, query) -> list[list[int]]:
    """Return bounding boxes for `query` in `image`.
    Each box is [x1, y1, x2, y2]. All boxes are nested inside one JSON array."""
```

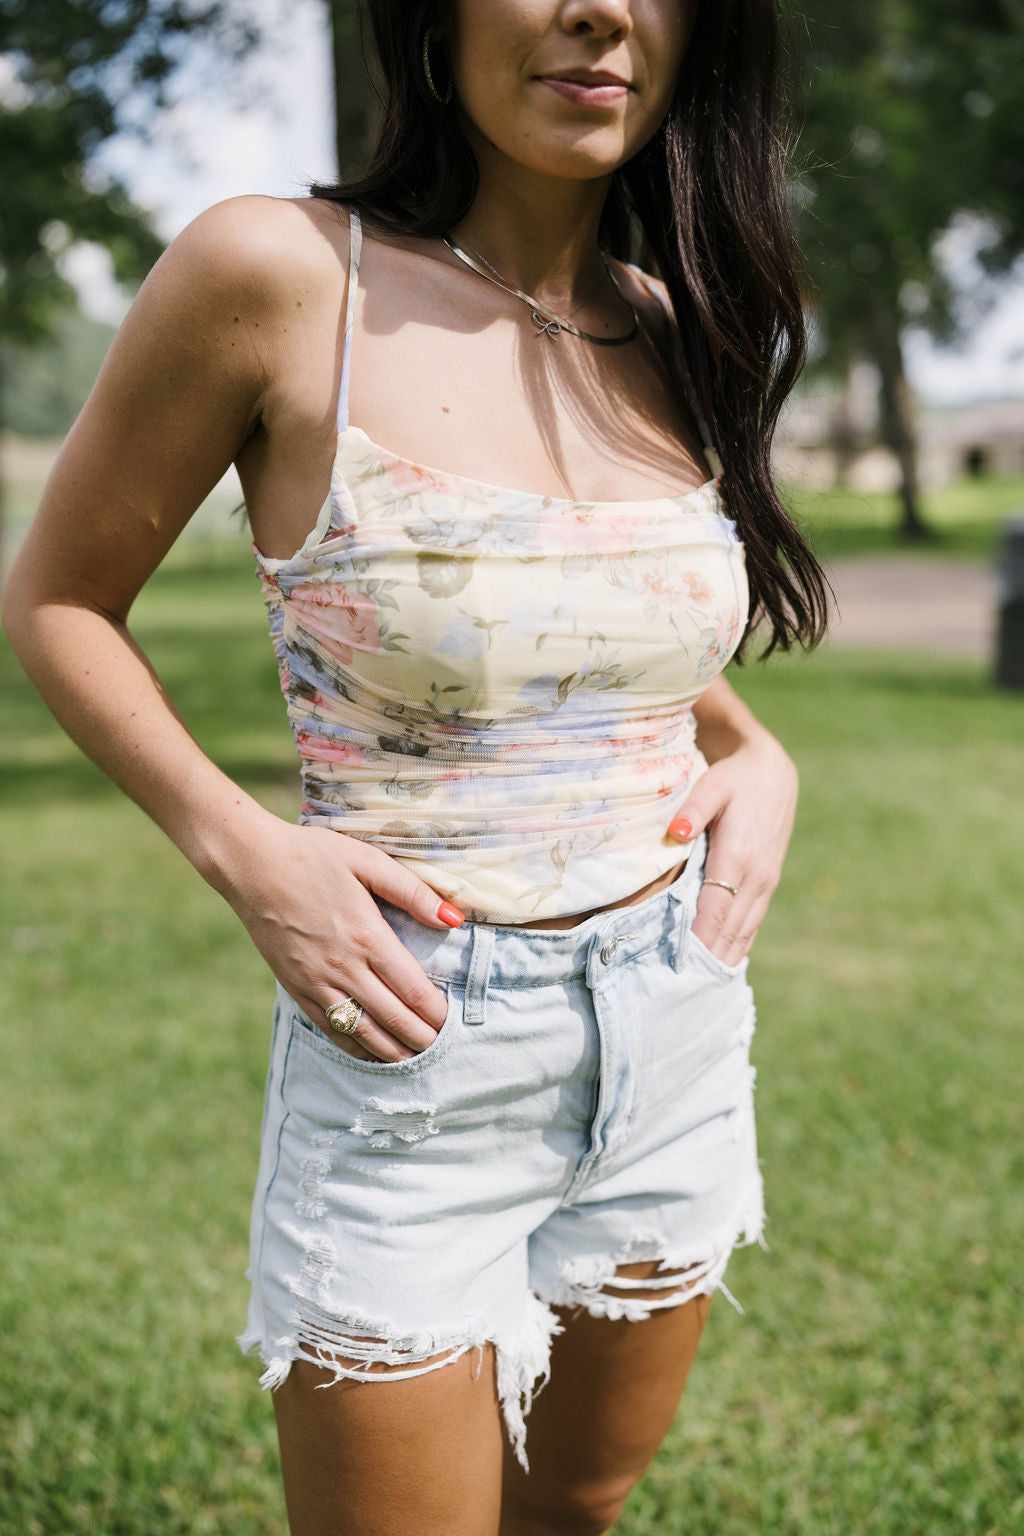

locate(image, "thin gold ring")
[[703, 878, 739, 896]]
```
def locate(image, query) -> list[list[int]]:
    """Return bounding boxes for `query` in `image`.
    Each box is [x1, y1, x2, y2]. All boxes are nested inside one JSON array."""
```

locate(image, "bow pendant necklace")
[[443, 234, 639, 347]]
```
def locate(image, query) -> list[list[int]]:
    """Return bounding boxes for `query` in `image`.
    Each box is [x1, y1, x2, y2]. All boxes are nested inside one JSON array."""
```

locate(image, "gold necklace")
[[442, 235, 639, 346]]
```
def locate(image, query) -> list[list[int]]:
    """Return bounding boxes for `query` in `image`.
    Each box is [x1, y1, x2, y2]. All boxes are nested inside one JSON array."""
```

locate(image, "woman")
[[3, 1, 829, 1531]]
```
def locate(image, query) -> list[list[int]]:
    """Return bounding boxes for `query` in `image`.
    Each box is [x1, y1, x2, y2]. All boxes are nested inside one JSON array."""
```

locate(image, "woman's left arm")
[[667, 675, 799, 967]]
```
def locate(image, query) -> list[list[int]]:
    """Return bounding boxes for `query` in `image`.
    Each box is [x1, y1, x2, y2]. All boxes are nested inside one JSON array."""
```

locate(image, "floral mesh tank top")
[[253, 207, 749, 923]]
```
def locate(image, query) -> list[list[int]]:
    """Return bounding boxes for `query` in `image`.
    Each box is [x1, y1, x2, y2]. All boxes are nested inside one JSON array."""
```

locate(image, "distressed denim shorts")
[[238, 832, 765, 1472]]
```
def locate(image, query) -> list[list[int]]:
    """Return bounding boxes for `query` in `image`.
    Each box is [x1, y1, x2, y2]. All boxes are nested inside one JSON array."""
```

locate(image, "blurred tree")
[[794, 0, 1024, 537], [0, 0, 264, 573], [325, 0, 381, 176], [0, 309, 117, 438]]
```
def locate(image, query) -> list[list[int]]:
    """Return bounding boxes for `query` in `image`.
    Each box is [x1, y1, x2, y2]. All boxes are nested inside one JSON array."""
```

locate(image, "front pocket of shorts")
[[287, 982, 459, 1075], [686, 930, 750, 981]]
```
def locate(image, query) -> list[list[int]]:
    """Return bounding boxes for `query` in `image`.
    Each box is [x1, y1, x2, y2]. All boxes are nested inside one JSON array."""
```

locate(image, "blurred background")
[[1, 3, 1021, 1533]]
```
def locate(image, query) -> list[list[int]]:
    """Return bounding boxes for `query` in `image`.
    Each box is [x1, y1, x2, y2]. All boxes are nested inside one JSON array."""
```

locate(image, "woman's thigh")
[[273, 1345, 505, 1536], [500, 1278, 713, 1534], [272, 1279, 712, 1536]]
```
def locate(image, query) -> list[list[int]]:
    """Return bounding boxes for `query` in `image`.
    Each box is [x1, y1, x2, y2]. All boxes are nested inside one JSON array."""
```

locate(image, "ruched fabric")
[[251, 207, 749, 922]]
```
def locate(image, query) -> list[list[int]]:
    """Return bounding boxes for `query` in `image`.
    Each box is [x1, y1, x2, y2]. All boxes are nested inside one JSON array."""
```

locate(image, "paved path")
[[822, 555, 998, 659]]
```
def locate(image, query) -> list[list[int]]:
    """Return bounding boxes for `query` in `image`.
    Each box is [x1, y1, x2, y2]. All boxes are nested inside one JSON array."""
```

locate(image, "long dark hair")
[[310, 1, 831, 659]]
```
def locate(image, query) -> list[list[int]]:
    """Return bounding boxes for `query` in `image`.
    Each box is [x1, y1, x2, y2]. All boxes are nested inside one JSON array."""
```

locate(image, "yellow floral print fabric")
[[251, 208, 749, 922]]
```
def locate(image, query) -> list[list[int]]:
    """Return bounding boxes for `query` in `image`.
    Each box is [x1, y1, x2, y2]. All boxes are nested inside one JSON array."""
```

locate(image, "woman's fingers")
[[692, 828, 771, 965], [290, 986, 377, 1061], [666, 736, 799, 967], [366, 935, 450, 1029], [692, 887, 744, 965], [693, 884, 770, 968], [307, 976, 430, 1064], [302, 917, 454, 1062], [321, 984, 423, 1062], [231, 824, 465, 1062], [350, 840, 466, 930], [338, 964, 445, 1056]]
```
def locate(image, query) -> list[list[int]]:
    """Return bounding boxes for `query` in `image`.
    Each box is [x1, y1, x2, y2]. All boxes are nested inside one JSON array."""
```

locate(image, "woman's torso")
[[239, 200, 717, 570], [236, 199, 743, 929]]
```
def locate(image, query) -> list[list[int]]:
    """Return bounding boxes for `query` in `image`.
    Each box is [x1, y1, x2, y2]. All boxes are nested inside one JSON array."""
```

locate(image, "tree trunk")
[[865, 299, 932, 541], [0, 445, 7, 586], [0, 355, 7, 584], [327, 0, 382, 178], [830, 362, 859, 487]]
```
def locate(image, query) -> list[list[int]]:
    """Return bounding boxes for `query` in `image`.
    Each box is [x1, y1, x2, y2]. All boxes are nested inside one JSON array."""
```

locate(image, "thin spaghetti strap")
[[336, 204, 363, 435], [628, 262, 724, 481], [680, 369, 724, 483]]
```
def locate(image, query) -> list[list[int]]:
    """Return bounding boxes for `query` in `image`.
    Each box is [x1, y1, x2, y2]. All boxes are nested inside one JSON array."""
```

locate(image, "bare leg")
[[499, 1261, 714, 1536], [272, 1342, 505, 1536]]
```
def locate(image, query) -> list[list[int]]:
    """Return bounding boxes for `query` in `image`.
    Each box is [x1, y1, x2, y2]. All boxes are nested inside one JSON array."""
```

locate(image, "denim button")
[[600, 929, 641, 965]]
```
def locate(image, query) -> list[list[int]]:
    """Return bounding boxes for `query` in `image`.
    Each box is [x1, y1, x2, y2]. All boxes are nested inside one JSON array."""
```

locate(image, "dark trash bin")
[[995, 514, 1024, 691]]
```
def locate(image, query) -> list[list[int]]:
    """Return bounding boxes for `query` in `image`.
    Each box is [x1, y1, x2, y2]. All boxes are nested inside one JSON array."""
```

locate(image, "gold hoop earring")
[[422, 26, 453, 106]]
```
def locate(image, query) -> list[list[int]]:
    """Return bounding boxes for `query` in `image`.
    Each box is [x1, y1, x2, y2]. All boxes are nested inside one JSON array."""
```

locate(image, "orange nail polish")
[[438, 900, 466, 927], [668, 817, 693, 839]]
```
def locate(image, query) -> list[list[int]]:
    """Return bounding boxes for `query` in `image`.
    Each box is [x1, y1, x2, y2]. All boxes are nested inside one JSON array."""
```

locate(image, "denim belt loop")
[[668, 887, 693, 972], [463, 922, 495, 1025]]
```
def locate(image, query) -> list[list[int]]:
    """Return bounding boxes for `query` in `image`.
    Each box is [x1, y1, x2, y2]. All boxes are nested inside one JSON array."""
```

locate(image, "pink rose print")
[[289, 582, 382, 663], [633, 751, 696, 782], [638, 566, 714, 610], [683, 570, 715, 605], [696, 608, 741, 679], [294, 731, 367, 767], [592, 729, 673, 758], [537, 505, 648, 553], [380, 450, 467, 500]]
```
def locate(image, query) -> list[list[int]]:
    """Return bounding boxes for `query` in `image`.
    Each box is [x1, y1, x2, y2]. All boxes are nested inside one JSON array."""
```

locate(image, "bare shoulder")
[[150, 193, 352, 316]]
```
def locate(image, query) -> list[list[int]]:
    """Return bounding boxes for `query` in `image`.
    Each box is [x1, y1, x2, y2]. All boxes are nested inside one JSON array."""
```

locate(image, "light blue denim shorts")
[[238, 832, 765, 1472]]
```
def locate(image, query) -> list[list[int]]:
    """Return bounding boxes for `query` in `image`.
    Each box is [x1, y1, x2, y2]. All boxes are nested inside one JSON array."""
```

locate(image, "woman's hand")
[[667, 722, 798, 970], [0, 196, 462, 1067], [221, 812, 466, 1063]]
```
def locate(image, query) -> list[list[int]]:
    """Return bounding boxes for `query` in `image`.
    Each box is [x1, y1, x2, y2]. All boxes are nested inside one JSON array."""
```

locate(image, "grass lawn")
[[785, 472, 1024, 563], [1, 538, 1021, 1534]]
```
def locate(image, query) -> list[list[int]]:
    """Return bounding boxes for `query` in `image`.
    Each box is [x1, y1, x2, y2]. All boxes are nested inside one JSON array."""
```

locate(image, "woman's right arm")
[[1, 196, 460, 1061]]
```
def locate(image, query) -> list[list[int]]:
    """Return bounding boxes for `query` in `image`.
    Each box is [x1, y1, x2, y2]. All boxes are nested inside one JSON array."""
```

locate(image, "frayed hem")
[[491, 1294, 564, 1472], [536, 1182, 768, 1324], [237, 1291, 563, 1473]]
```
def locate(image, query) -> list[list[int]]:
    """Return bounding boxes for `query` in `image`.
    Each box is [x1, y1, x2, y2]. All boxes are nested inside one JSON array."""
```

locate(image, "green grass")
[[2, 541, 1022, 1534], [785, 473, 1024, 562]]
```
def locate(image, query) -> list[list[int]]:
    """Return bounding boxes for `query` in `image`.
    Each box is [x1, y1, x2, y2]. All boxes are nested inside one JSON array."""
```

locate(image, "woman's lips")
[[537, 77, 629, 108]]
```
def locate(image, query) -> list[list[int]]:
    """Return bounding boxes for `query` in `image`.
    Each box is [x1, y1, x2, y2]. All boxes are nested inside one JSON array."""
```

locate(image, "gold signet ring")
[[325, 998, 364, 1035]]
